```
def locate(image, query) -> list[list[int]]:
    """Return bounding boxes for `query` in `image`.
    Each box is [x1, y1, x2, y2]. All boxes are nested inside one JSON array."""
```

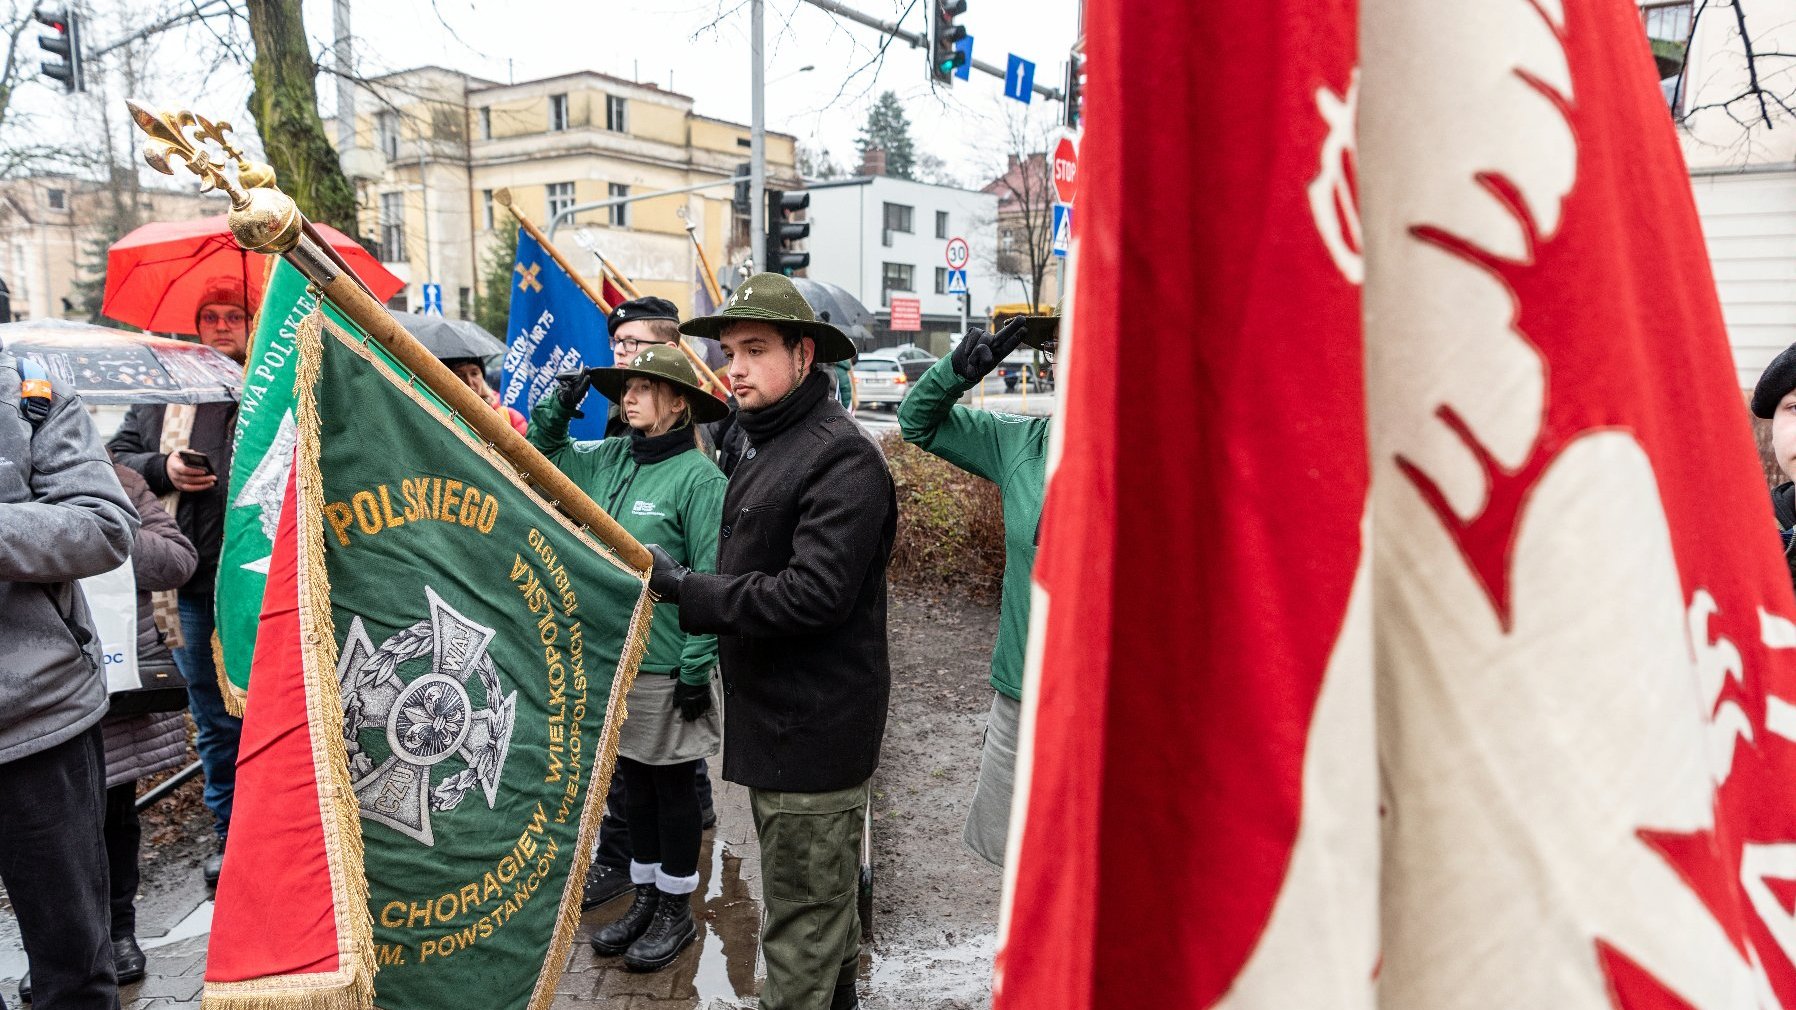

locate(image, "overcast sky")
[[18, 0, 1079, 189]]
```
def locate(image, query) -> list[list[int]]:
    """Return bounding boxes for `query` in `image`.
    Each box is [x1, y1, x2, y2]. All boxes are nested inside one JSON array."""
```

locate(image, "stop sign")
[[1052, 136, 1078, 204]]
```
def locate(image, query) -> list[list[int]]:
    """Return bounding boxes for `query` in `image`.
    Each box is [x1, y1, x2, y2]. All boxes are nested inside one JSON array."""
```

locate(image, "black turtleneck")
[[736, 369, 833, 446], [630, 422, 697, 465]]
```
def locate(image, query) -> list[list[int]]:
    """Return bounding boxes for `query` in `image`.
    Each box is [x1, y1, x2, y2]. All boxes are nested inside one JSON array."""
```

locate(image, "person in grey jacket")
[[0, 348, 137, 1010]]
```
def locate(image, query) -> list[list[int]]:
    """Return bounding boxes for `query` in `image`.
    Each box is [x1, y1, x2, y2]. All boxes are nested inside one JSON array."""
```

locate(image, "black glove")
[[950, 317, 1030, 385], [646, 544, 690, 602], [554, 370, 594, 418], [674, 680, 712, 722]]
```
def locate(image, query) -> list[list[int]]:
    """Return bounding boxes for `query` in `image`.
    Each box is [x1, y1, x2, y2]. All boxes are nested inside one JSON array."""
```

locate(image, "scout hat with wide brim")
[[679, 272, 858, 363], [586, 344, 730, 424]]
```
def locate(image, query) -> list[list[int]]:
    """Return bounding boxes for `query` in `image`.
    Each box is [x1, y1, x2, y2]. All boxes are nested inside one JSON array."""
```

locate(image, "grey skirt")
[[618, 670, 723, 765], [963, 691, 1021, 869]]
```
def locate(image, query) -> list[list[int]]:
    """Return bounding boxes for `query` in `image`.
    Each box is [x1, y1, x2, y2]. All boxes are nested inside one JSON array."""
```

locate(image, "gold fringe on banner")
[[201, 310, 376, 1010], [211, 630, 248, 718]]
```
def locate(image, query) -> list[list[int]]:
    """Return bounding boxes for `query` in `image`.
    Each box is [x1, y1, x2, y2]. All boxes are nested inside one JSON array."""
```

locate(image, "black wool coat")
[[678, 371, 897, 793], [108, 401, 237, 593]]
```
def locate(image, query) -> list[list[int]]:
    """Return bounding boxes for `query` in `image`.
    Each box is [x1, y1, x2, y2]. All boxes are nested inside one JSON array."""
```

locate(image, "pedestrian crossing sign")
[[1052, 203, 1072, 257], [947, 268, 968, 295]]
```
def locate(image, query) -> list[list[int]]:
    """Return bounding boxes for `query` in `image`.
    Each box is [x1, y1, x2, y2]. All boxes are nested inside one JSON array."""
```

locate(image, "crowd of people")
[[0, 268, 1060, 1010]]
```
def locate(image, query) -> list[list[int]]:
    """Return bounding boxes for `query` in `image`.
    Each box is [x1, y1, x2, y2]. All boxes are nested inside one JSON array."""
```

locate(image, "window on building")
[[379, 192, 405, 262], [377, 111, 401, 160], [549, 94, 570, 132], [546, 182, 576, 224], [457, 287, 472, 320], [608, 183, 630, 227], [479, 107, 492, 140], [884, 202, 913, 235], [606, 95, 627, 133], [1641, 1, 1694, 113], [481, 189, 495, 230], [934, 267, 950, 295], [881, 262, 915, 305], [46, 188, 65, 210], [935, 210, 949, 239]]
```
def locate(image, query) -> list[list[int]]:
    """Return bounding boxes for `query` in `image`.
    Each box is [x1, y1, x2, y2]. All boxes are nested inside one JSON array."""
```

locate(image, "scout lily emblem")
[[338, 587, 519, 846]]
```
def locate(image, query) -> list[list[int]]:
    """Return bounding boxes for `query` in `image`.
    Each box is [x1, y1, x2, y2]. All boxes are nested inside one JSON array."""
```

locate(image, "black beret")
[[607, 296, 681, 335], [1754, 343, 1796, 419]]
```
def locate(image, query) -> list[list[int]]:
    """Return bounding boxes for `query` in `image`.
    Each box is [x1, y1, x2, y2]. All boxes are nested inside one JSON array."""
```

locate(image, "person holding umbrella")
[[897, 309, 1055, 869], [528, 346, 728, 972], [107, 277, 250, 887]]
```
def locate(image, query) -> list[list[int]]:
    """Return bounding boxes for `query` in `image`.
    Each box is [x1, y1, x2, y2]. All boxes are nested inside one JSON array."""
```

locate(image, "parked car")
[[851, 357, 910, 409], [860, 344, 938, 383]]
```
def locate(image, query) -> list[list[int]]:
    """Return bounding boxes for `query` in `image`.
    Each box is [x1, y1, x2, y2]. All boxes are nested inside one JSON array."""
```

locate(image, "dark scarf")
[[630, 421, 696, 465], [736, 369, 832, 446]]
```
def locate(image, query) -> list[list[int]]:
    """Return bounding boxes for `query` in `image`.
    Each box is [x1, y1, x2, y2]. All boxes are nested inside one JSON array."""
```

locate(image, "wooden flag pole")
[[682, 220, 728, 313], [591, 233, 729, 398], [597, 255, 643, 300], [493, 188, 615, 314], [120, 110, 653, 573]]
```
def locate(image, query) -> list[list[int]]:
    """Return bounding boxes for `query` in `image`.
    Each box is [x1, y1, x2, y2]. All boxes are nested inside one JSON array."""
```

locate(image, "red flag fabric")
[[204, 456, 373, 1008], [1363, 0, 1796, 1004], [992, 0, 1376, 1005]]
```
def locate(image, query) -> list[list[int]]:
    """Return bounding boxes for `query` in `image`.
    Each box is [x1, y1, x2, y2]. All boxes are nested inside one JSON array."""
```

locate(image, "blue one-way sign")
[[1004, 55, 1035, 104], [946, 268, 968, 295]]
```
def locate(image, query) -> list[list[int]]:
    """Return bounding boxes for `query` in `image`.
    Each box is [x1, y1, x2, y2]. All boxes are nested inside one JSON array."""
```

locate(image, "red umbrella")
[[101, 215, 404, 334]]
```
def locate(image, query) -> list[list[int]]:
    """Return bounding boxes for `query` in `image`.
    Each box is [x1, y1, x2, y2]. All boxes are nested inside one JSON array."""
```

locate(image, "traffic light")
[[732, 161, 751, 217], [764, 190, 810, 276], [34, 6, 81, 94], [1064, 46, 1086, 129], [929, 1, 968, 85]]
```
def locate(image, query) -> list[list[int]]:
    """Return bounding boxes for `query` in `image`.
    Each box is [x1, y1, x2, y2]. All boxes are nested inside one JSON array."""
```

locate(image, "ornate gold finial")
[[126, 100, 278, 207]]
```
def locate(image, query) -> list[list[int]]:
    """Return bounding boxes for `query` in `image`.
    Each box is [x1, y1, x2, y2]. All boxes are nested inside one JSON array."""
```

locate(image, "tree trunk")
[[244, 0, 357, 233]]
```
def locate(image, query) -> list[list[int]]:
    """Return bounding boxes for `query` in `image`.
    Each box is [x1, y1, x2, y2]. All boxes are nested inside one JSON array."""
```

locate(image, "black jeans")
[[0, 724, 119, 1009], [595, 758, 713, 871], [104, 783, 140, 941], [617, 757, 703, 879]]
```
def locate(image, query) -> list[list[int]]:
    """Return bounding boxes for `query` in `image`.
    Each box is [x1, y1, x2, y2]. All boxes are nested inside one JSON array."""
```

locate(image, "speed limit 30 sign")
[[945, 237, 971, 270]]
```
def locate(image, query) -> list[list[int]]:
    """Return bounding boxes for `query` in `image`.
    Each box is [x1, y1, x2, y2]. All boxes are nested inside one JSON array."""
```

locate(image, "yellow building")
[[328, 66, 799, 319]]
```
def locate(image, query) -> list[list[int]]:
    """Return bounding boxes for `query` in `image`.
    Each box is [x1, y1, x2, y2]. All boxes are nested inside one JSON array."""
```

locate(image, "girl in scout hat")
[[525, 346, 730, 972]]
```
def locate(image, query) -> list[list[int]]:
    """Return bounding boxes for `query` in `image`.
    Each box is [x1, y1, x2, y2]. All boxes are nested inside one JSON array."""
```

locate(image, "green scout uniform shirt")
[[897, 355, 1047, 701], [529, 396, 726, 686]]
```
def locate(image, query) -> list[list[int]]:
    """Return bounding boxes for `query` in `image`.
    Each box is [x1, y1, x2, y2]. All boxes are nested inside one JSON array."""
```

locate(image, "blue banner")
[[498, 229, 613, 440]]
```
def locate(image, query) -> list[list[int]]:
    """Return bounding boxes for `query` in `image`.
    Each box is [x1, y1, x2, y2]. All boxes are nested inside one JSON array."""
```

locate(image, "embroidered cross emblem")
[[514, 262, 544, 294]]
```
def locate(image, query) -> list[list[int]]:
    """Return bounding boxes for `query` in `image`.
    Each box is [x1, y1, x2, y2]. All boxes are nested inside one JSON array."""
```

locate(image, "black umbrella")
[[789, 279, 877, 350], [0, 319, 242, 405], [390, 311, 506, 367]]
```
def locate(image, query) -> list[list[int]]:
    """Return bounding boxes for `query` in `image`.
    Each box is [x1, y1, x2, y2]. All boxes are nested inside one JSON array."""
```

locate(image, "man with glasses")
[[108, 278, 250, 888]]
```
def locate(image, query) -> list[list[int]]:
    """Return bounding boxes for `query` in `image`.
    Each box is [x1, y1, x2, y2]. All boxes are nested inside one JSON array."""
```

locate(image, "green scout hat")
[[679, 272, 857, 364], [586, 344, 729, 424]]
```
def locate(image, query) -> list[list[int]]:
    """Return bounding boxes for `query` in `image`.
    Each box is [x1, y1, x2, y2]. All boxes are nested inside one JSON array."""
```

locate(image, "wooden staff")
[[682, 219, 728, 315], [493, 188, 614, 313], [597, 254, 642, 300], [596, 231, 730, 398]]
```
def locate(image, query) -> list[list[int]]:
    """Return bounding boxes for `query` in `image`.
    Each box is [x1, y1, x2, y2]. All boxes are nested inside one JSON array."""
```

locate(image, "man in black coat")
[[650, 273, 895, 1010]]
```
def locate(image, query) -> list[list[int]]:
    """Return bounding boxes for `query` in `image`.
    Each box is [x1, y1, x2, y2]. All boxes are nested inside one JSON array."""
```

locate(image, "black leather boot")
[[114, 935, 148, 984], [590, 885, 659, 956], [623, 890, 696, 972], [831, 979, 861, 1009]]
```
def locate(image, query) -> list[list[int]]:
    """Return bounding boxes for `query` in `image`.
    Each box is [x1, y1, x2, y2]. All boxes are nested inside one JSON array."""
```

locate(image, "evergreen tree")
[[473, 225, 519, 341], [855, 91, 916, 180]]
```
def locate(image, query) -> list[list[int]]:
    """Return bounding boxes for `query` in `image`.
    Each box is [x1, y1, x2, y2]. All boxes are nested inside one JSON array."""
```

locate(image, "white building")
[[1649, 1, 1796, 387], [801, 175, 1000, 353]]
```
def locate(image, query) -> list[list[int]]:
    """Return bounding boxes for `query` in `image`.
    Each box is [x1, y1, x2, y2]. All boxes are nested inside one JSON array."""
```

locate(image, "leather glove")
[[554, 370, 594, 418], [674, 680, 713, 722], [950, 316, 1029, 385], [646, 544, 690, 602]]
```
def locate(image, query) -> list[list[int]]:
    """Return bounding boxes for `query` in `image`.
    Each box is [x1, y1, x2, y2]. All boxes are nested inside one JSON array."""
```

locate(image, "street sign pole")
[[750, 0, 766, 274]]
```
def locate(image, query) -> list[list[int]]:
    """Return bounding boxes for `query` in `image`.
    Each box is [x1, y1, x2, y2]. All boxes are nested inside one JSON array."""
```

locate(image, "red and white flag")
[[993, 0, 1377, 1005], [998, 0, 1796, 1006], [1364, 0, 1796, 1004]]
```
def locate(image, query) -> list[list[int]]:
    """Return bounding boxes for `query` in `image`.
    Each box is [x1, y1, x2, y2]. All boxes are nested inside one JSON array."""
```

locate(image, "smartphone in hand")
[[176, 449, 215, 475]]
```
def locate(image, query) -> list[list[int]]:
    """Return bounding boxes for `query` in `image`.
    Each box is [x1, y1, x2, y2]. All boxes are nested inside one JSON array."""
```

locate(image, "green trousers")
[[751, 780, 868, 1010]]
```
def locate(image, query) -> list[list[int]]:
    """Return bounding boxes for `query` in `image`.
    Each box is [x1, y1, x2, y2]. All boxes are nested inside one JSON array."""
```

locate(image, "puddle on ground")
[[868, 930, 995, 1004], [686, 833, 761, 1005]]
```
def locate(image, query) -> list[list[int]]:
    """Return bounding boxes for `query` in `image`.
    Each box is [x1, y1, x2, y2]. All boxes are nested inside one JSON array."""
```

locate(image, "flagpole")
[[597, 255, 643, 300], [589, 246, 728, 397], [493, 188, 615, 313], [682, 219, 728, 313], [122, 104, 654, 574]]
